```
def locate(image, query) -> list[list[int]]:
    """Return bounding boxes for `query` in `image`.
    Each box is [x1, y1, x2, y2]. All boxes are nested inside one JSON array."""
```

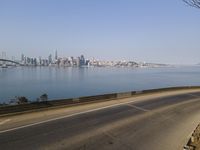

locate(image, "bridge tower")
[[1, 52, 7, 68]]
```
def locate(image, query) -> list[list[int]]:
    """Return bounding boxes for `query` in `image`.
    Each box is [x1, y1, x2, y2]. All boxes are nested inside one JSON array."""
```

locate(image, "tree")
[[183, 0, 200, 9], [16, 96, 29, 104], [0, 102, 7, 106], [40, 93, 48, 102]]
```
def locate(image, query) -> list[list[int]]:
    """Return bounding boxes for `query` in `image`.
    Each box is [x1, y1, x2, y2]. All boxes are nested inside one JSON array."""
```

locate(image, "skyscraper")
[[48, 54, 52, 64], [55, 50, 58, 60], [21, 54, 24, 62], [76, 57, 81, 67], [80, 55, 85, 66]]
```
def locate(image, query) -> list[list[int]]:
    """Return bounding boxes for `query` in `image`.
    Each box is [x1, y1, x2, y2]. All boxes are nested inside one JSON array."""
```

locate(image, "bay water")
[[0, 66, 200, 103]]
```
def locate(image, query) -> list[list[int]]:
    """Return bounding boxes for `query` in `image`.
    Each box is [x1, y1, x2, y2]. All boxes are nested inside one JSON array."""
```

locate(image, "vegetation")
[[183, 0, 200, 9], [0, 103, 7, 107], [36, 93, 48, 102], [16, 96, 29, 104], [2, 94, 49, 106], [40, 93, 48, 102]]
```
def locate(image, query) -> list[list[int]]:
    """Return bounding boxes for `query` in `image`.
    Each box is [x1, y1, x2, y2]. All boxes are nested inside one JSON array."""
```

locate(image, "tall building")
[[21, 54, 24, 62], [80, 55, 85, 66], [55, 50, 58, 60], [39, 56, 42, 65], [2, 52, 6, 59], [48, 54, 52, 64], [33, 58, 37, 66], [76, 57, 81, 67]]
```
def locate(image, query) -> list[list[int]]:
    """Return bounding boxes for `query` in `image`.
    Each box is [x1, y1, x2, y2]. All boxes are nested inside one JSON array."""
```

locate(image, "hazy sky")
[[0, 0, 200, 64]]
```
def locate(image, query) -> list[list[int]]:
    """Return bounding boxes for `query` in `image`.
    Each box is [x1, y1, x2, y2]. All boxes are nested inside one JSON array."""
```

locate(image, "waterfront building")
[[55, 50, 58, 60], [85, 59, 90, 66], [76, 57, 81, 67], [80, 55, 85, 66], [48, 54, 52, 64], [21, 54, 25, 62]]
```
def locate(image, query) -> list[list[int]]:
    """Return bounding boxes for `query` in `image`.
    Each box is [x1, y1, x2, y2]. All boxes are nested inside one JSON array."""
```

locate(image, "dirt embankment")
[[184, 124, 200, 150]]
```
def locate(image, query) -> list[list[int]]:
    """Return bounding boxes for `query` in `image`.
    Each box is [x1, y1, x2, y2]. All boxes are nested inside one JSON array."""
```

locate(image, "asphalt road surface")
[[1, 89, 200, 150]]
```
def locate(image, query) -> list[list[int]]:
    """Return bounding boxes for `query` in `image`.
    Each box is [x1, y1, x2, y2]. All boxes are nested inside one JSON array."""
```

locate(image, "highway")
[[1, 89, 200, 150]]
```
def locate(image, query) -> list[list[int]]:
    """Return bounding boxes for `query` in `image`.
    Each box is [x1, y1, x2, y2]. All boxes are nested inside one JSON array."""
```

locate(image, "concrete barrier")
[[0, 94, 117, 116], [79, 93, 117, 103], [117, 92, 132, 99], [0, 86, 200, 116], [73, 98, 80, 103], [0, 98, 74, 116]]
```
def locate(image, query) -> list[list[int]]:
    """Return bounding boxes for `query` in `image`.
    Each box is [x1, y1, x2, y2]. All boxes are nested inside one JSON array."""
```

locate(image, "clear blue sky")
[[0, 0, 200, 64]]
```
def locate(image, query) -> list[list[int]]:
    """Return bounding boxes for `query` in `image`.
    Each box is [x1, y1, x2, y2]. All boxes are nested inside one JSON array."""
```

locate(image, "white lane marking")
[[0, 119, 11, 125], [125, 104, 149, 112], [0, 99, 147, 134]]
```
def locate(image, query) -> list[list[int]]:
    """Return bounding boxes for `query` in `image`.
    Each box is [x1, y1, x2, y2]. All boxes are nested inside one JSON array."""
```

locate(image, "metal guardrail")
[[0, 86, 200, 116]]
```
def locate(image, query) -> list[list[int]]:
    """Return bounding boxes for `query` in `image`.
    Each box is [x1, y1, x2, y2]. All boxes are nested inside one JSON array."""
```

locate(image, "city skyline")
[[0, 50, 199, 65], [0, 0, 200, 64], [0, 50, 170, 68]]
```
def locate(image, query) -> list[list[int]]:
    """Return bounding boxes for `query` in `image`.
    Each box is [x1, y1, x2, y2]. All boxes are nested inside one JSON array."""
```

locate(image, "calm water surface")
[[0, 66, 200, 103]]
